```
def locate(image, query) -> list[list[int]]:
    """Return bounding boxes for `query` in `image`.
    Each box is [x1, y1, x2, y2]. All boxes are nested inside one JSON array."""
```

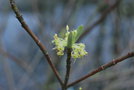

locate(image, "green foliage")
[[75, 25, 84, 42]]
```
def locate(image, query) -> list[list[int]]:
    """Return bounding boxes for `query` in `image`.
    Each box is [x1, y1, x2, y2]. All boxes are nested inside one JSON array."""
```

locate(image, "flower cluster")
[[52, 25, 88, 59], [52, 34, 67, 56], [72, 43, 87, 59]]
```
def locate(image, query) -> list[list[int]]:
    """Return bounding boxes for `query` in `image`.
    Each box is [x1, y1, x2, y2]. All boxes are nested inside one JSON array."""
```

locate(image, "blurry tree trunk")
[[112, 7, 121, 57], [56, 0, 77, 33], [93, 22, 105, 67], [32, 0, 45, 35]]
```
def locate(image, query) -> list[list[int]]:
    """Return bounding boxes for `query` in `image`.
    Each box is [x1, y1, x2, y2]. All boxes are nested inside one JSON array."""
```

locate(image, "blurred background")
[[0, 0, 134, 90]]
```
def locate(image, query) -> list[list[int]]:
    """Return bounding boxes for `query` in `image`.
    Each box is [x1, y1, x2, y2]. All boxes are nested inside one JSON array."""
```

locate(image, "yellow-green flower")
[[52, 25, 88, 59], [72, 43, 88, 59], [52, 34, 67, 56], [79, 87, 82, 90]]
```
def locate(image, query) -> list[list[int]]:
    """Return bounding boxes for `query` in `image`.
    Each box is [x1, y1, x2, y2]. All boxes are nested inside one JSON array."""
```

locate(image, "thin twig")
[[9, 0, 63, 86], [0, 48, 30, 70], [63, 48, 72, 90], [78, 0, 121, 42], [67, 51, 134, 88], [2, 58, 16, 90], [17, 50, 43, 90]]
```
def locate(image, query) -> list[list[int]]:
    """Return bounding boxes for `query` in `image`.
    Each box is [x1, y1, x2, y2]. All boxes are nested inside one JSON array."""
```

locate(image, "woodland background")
[[0, 0, 134, 90]]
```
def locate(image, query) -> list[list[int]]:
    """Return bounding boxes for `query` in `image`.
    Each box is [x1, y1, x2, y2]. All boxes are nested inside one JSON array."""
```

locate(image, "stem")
[[62, 48, 72, 90], [9, 0, 63, 86], [67, 52, 134, 88]]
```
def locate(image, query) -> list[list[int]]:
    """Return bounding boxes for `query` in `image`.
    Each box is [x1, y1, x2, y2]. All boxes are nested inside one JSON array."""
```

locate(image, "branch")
[[9, 0, 63, 85], [63, 48, 72, 90], [0, 47, 30, 70], [67, 51, 134, 88], [2, 58, 16, 90], [17, 50, 43, 90], [78, 0, 121, 42]]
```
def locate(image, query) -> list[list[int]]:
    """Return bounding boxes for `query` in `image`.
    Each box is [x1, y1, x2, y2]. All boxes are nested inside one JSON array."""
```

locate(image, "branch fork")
[[9, 0, 134, 89]]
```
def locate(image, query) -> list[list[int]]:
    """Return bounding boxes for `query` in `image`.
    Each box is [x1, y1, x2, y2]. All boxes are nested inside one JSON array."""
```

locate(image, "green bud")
[[72, 30, 77, 44]]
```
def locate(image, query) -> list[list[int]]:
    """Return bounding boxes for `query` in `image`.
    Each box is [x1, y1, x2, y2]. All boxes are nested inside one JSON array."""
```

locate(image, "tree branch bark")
[[9, 0, 63, 86], [67, 51, 134, 88]]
